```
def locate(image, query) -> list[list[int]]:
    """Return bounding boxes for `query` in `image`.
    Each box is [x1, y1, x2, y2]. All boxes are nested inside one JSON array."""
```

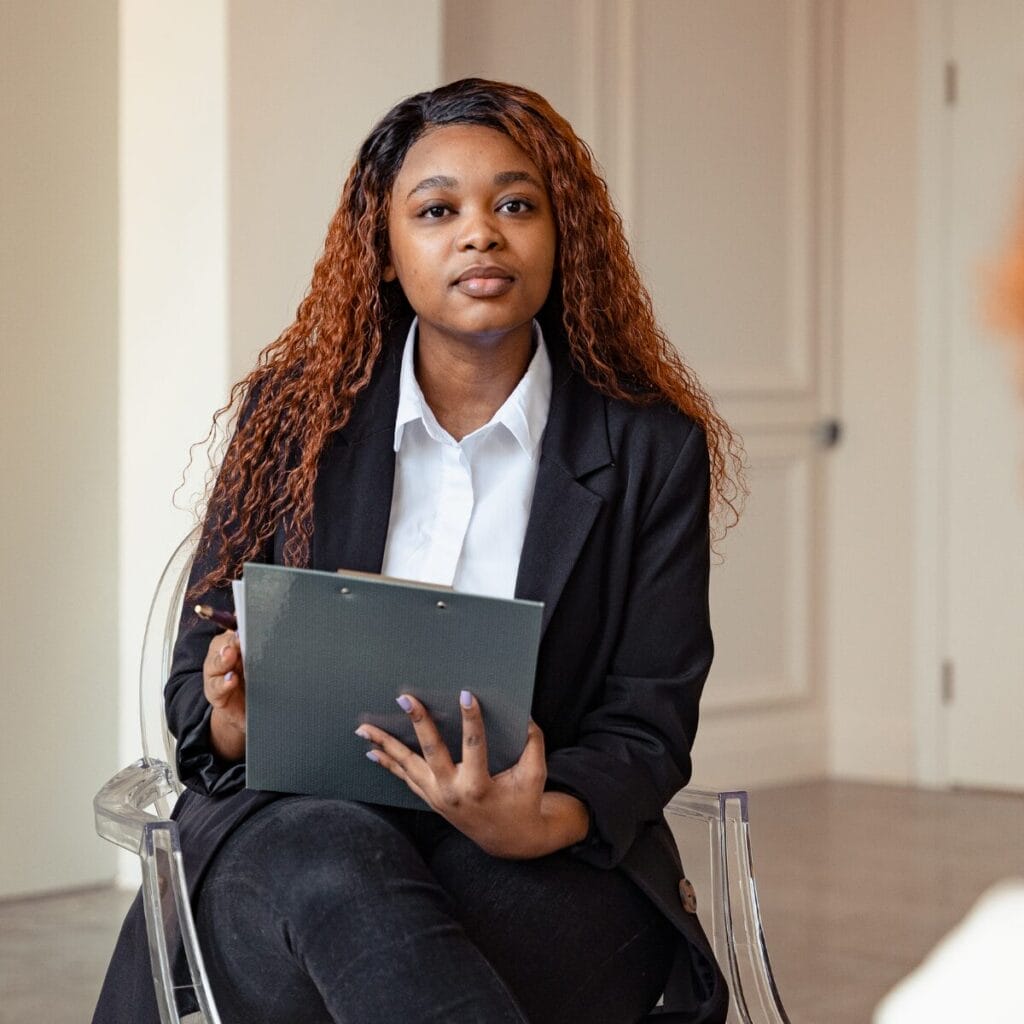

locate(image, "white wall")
[[0, 0, 119, 897], [118, 4, 230, 897], [228, 0, 443, 378]]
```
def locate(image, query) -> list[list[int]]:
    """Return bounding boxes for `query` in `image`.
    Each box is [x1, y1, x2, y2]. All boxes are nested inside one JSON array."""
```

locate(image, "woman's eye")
[[500, 199, 532, 214], [420, 205, 450, 219]]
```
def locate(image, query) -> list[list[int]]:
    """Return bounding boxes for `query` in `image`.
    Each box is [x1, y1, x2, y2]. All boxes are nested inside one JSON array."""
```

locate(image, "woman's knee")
[[233, 797, 403, 858], [206, 798, 422, 906]]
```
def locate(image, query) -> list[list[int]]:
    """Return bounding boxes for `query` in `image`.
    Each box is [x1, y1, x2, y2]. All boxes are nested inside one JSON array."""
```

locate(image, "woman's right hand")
[[204, 631, 247, 762]]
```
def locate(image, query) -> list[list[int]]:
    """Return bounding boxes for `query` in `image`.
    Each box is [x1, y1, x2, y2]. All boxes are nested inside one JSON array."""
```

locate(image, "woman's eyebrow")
[[405, 170, 543, 201], [406, 175, 457, 200], [492, 170, 543, 189]]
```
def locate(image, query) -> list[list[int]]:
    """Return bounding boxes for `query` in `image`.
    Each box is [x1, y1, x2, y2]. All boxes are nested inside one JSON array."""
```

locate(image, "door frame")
[[912, 0, 952, 787]]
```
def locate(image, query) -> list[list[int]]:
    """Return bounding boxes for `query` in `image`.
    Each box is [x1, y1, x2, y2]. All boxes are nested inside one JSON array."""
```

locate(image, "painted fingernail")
[[396, 695, 413, 712], [460, 689, 473, 709], [225, 672, 234, 683], [365, 750, 381, 763], [354, 727, 370, 740]]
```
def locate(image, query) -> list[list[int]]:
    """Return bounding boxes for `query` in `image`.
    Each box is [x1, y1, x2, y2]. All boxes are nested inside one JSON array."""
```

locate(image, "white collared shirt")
[[380, 318, 552, 598]]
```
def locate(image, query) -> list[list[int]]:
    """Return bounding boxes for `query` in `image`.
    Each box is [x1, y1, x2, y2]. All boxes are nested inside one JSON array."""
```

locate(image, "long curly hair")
[[190, 77, 745, 597]]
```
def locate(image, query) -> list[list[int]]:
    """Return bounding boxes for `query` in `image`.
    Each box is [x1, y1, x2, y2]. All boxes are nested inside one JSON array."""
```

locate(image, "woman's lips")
[[452, 265, 515, 298], [453, 275, 515, 298]]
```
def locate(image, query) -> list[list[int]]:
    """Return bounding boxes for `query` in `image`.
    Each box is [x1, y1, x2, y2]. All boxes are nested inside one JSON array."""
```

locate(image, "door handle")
[[815, 418, 842, 448]]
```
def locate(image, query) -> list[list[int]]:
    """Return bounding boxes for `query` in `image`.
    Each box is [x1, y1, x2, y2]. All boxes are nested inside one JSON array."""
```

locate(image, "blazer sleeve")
[[544, 421, 713, 868]]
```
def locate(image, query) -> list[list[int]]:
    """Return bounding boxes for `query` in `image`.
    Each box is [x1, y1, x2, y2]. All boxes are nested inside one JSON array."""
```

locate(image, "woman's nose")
[[457, 209, 503, 252]]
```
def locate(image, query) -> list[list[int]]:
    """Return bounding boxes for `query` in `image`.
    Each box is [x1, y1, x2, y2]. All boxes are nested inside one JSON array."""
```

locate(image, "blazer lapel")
[[310, 316, 412, 574], [515, 336, 612, 637]]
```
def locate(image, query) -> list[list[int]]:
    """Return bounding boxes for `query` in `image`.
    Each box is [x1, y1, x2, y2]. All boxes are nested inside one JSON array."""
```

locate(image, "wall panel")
[[631, 0, 816, 396]]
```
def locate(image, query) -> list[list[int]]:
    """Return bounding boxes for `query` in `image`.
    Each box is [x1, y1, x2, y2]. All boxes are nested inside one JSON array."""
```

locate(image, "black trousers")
[[192, 795, 676, 1023]]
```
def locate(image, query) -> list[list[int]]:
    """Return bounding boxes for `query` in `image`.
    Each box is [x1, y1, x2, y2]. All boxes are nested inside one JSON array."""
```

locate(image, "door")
[[944, 0, 1024, 789]]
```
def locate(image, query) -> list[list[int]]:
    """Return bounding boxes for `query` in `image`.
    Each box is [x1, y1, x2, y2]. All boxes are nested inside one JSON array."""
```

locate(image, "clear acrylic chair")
[[94, 530, 791, 1024]]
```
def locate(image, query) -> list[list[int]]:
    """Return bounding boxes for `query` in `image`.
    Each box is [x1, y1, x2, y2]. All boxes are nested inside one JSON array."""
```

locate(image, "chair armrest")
[[93, 759, 222, 1024], [94, 758, 182, 855], [667, 787, 749, 823]]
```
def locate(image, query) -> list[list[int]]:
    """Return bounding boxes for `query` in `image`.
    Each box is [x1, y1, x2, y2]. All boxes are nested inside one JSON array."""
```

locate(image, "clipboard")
[[241, 562, 544, 809]]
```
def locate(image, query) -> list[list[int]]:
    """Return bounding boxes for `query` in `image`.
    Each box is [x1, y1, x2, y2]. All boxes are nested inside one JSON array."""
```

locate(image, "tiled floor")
[[1, 780, 1022, 1023], [744, 781, 1024, 1022], [0, 884, 134, 1024]]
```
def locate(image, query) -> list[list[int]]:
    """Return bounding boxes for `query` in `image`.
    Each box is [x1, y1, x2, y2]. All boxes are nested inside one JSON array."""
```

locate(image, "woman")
[[95, 78, 744, 1024]]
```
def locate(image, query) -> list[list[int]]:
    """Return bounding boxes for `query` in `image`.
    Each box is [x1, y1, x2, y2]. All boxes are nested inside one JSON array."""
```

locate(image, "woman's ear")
[[382, 262, 397, 283]]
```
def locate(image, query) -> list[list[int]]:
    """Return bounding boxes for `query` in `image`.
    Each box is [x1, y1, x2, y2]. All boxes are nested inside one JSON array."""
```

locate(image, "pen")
[[194, 604, 238, 631]]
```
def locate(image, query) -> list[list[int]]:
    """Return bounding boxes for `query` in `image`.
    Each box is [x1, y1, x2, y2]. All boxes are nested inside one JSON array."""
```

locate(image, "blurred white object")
[[874, 879, 1024, 1023]]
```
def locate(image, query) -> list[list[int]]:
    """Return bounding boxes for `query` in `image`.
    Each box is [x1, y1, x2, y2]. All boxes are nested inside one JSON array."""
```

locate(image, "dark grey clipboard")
[[242, 562, 543, 810]]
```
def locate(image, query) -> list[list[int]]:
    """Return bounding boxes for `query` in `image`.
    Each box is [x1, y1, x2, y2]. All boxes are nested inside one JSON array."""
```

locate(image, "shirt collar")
[[392, 317, 552, 459]]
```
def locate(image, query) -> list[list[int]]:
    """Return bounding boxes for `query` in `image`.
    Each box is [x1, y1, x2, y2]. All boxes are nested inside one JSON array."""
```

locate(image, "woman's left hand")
[[355, 693, 590, 859]]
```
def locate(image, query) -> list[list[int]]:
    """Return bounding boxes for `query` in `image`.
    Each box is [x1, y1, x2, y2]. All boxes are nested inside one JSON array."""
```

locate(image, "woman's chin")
[[416, 310, 539, 348]]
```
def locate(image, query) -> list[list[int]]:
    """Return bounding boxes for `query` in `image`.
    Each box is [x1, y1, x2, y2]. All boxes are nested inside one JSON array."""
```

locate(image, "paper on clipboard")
[[231, 578, 247, 656]]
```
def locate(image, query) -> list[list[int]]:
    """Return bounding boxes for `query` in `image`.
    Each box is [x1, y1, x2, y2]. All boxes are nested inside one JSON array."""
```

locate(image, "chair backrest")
[[139, 526, 200, 775]]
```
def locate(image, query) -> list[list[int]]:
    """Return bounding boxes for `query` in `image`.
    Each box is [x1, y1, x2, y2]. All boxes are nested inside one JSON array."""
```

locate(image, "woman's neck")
[[414, 322, 535, 441]]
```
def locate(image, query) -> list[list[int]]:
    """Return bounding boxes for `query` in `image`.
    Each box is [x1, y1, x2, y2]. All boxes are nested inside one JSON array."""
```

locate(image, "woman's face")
[[384, 123, 557, 350]]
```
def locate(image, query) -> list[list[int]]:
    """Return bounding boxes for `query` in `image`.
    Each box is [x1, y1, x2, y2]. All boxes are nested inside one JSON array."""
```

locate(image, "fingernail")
[[460, 689, 473, 709], [365, 750, 381, 763], [354, 727, 370, 740], [225, 671, 234, 682], [396, 695, 413, 712]]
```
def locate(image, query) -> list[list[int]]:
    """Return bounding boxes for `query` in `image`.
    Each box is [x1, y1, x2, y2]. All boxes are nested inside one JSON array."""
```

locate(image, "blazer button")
[[678, 877, 698, 914]]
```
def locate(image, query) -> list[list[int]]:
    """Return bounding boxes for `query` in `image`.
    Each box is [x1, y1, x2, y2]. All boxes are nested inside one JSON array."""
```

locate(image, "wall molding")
[[704, 436, 816, 712], [603, 0, 834, 399]]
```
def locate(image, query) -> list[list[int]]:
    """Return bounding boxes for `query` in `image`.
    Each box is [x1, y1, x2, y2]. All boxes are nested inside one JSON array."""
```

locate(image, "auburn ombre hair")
[[190, 78, 746, 596]]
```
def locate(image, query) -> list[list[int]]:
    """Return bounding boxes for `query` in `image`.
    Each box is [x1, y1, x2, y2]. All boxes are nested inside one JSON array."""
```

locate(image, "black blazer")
[[94, 312, 728, 1024]]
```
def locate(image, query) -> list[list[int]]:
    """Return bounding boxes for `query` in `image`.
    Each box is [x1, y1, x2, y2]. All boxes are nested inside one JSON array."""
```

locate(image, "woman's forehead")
[[394, 124, 544, 192]]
